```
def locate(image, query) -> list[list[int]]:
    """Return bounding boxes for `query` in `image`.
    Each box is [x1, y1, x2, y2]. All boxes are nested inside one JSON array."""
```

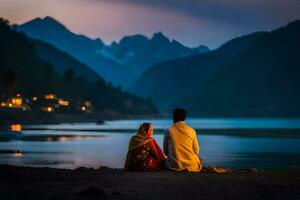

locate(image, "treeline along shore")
[[0, 108, 161, 127]]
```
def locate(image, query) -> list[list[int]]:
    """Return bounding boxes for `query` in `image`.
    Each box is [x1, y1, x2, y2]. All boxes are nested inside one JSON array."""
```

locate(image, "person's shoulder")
[[165, 126, 173, 134], [167, 124, 177, 130], [129, 135, 135, 142], [185, 124, 197, 134]]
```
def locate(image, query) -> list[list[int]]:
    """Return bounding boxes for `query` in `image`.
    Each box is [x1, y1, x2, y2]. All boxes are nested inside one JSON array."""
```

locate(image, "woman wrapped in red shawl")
[[124, 123, 166, 171]]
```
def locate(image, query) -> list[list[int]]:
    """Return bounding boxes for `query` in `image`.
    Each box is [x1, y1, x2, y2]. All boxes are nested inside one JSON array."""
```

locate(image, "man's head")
[[173, 108, 187, 123]]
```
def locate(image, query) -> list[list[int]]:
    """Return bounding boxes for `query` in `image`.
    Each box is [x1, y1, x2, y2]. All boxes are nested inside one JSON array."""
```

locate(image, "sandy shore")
[[0, 165, 300, 200]]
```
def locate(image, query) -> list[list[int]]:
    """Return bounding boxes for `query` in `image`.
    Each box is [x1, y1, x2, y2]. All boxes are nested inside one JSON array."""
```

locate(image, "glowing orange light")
[[11, 124, 22, 132], [11, 97, 22, 106], [74, 136, 83, 140], [58, 137, 67, 142], [58, 99, 70, 107], [46, 106, 54, 112], [14, 150, 23, 157], [0, 102, 6, 107], [84, 101, 92, 107], [45, 94, 56, 100]]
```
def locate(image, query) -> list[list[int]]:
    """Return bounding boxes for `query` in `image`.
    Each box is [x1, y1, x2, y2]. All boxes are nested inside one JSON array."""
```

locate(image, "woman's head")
[[137, 123, 153, 137]]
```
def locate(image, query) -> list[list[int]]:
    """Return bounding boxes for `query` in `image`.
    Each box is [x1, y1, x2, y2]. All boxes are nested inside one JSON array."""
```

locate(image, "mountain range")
[[12, 16, 300, 117], [14, 16, 135, 88], [105, 32, 209, 76], [132, 20, 300, 117], [15, 16, 209, 88], [0, 18, 157, 115]]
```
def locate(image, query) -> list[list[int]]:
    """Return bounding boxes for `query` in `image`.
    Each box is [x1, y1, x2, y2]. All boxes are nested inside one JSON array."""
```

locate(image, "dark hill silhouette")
[[33, 39, 102, 81], [0, 18, 157, 115], [175, 20, 300, 117], [15, 16, 136, 88], [132, 31, 266, 110], [133, 20, 300, 117]]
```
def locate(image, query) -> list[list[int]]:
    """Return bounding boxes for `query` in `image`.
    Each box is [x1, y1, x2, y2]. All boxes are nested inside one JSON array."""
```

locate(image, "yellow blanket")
[[164, 121, 202, 172]]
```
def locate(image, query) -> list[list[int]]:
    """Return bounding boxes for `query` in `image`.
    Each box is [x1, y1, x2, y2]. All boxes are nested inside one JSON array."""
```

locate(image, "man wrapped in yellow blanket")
[[163, 108, 202, 172]]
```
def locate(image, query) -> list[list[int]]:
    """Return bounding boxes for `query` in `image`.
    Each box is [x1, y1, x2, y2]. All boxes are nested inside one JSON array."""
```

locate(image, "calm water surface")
[[1, 118, 300, 169]]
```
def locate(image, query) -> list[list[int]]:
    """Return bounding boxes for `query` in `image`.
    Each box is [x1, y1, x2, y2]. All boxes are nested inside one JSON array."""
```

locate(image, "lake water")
[[1, 118, 300, 169]]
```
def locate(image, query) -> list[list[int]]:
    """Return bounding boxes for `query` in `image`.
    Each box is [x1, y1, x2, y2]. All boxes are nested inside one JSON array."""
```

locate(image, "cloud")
[[88, 0, 300, 47], [4, 0, 300, 48], [96, 0, 300, 25]]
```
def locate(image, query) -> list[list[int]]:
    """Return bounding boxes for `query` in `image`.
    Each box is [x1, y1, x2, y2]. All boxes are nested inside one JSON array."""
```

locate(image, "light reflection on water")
[[1, 119, 300, 169], [25, 118, 300, 130]]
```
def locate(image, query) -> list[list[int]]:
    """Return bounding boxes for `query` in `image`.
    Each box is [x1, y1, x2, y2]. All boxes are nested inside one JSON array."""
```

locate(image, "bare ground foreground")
[[0, 165, 300, 200]]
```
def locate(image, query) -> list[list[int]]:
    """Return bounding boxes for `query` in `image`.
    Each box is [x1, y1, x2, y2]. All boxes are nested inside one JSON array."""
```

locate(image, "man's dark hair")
[[173, 108, 187, 123]]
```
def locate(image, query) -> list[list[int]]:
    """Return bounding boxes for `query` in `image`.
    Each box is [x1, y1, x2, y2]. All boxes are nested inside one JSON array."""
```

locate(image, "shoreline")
[[22, 127, 300, 138], [0, 109, 162, 127], [2, 109, 300, 126], [0, 165, 300, 200]]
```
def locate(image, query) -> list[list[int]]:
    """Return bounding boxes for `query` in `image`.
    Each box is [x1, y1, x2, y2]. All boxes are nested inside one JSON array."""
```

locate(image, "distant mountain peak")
[[153, 31, 164, 36], [152, 32, 170, 42], [288, 19, 300, 26], [285, 19, 300, 29], [21, 16, 68, 32], [94, 38, 104, 46], [27, 17, 42, 23], [43, 16, 57, 21], [194, 45, 210, 53], [119, 34, 148, 43], [170, 39, 181, 45], [41, 16, 67, 28]]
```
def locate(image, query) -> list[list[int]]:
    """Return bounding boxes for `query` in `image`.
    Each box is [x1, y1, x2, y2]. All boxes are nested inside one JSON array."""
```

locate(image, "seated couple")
[[124, 108, 202, 172]]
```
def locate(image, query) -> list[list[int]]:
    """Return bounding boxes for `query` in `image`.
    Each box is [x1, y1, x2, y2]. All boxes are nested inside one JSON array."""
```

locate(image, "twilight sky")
[[1, 0, 300, 48]]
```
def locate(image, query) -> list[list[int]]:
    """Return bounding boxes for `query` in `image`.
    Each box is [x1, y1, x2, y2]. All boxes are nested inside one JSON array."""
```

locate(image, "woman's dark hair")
[[142, 122, 152, 131], [137, 122, 152, 137], [173, 108, 187, 123]]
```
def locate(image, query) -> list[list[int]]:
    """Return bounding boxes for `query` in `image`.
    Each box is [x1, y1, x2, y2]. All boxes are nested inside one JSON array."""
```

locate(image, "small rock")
[[98, 166, 109, 170], [248, 168, 258, 173], [112, 191, 122, 195], [78, 186, 107, 196], [75, 167, 88, 171]]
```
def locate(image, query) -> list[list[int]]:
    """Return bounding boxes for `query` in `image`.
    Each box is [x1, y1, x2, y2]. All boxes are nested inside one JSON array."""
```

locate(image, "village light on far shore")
[[46, 106, 54, 112], [84, 101, 91, 107], [58, 137, 67, 142], [11, 97, 22, 107], [11, 124, 22, 132], [45, 94, 56, 100], [14, 150, 22, 157], [58, 99, 70, 107], [0, 94, 23, 108], [1, 93, 92, 113]]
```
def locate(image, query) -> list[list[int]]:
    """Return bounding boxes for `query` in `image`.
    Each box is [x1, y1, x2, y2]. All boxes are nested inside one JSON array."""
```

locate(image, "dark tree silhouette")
[[63, 69, 75, 80]]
